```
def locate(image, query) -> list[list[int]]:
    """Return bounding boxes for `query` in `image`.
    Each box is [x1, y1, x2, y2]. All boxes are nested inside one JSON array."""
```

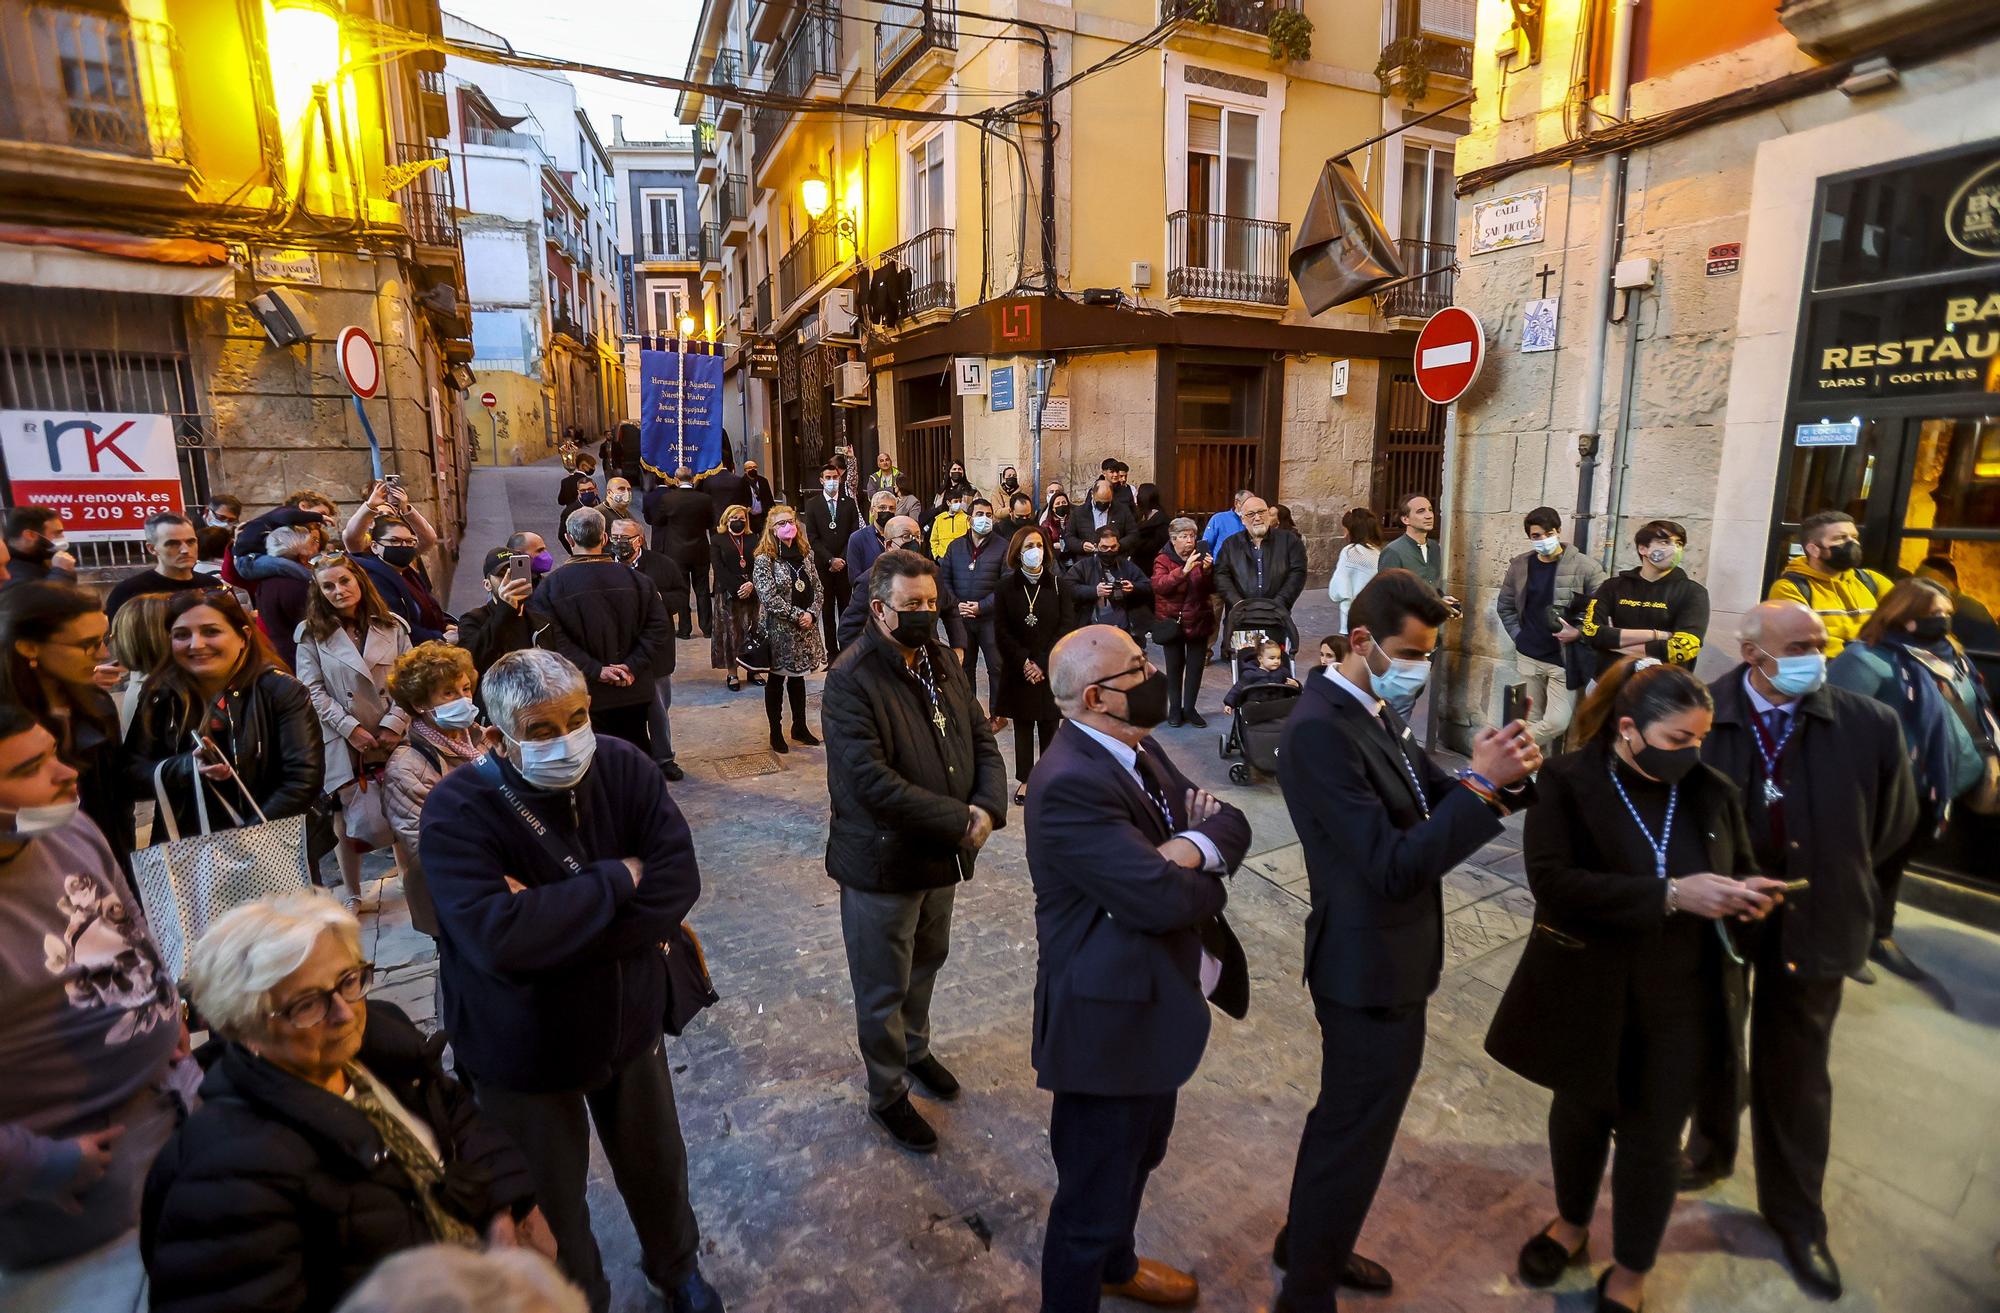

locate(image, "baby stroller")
[[1217, 598, 1303, 784]]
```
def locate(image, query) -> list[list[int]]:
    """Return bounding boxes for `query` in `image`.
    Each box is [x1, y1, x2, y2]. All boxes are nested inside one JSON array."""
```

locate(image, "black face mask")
[[1050, 502, 1070, 517], [875, 510, 894, 528], [728, 519, 747, 534], [883, 606, 932, 649], [1910, 615, 1951, 644], [1823, 541, 1862, 572], [1629, 736, 1701, 785], [609, 538, 636, 562], [1096, 668, 1169, 729], [380, 545, 418, 569]]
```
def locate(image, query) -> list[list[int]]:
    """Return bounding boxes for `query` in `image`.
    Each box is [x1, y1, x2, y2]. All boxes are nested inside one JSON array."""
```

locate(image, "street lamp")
[[800, 165, 858, 258], [677, 312, 696, 339]]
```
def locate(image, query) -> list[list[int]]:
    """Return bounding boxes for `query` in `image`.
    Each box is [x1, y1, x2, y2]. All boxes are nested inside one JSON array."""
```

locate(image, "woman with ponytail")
[[1485, 657, 1787, 1313]]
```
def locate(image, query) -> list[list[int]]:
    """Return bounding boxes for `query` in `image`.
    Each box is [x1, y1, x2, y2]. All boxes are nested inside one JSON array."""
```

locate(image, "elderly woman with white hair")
[[139, 893, 550, 1313]]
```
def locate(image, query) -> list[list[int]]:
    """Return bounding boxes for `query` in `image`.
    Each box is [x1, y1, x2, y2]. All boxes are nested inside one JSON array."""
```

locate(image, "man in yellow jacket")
[[1767, 510, 1892, 658]]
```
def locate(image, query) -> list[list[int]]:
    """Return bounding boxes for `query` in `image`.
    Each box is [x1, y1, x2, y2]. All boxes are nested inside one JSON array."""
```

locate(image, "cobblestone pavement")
[[371, 464, 2000, 1312]]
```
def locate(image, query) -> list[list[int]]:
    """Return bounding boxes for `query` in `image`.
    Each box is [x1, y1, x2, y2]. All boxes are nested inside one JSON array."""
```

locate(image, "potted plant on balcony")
[[1375, 36, 1429, 106], [1267, 9, 1313, 62]]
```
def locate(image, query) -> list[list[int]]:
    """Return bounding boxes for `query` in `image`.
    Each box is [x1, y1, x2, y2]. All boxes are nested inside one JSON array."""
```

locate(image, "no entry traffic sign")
[[1413, 306, 1486, 406], [337, 326, 381, 399], [480, 391, 497, 409]]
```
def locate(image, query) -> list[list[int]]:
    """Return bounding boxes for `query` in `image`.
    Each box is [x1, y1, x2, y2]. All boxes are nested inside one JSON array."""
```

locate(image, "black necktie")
[[1135, 746, 1181, 832]]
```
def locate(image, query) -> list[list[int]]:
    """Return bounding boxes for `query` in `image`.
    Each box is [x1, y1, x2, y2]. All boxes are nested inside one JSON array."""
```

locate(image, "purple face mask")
[[530, 550, 554, 574], [774, 522, 799, 542]]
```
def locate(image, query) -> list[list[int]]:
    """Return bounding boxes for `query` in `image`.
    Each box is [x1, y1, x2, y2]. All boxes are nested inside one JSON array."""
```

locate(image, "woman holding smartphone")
[[1486, 657, 1785, 1313], [126, 590, 323, 842]]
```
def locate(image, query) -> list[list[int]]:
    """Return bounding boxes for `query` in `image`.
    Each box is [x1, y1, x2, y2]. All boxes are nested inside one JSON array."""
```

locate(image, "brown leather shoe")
[[1102, 1257, 1199, 1306]]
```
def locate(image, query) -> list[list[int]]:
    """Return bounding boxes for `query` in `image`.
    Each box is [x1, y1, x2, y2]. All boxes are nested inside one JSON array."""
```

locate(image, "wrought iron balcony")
[[751, 4, 841, 170], [777, 222, 840, 311], [1166, 211, 1290, 307], [1161, 0, 1301, 37], [878, 228, 955, 319], [1384, 0, 1474, 82], [876, 3, 956, 96], [701, 222, 723, 270], [0, 2, 190, 165], [1377, 238, 1456, 321], [718, 172, 749, 229], [755, 277, 773, 331], [640, 227, 698, 262], [550, 310, 586, 344], [394, 142, 458, 248], [711, 48, 742, 86]]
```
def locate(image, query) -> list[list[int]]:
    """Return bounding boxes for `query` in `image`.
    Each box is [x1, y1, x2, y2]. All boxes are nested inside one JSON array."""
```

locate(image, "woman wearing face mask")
[[125, 590, 323, 842], [1040, 490, 1074, 564], [1487, 658, 1784, 1313], [993, 527, 1072, 803], [1576, 520, 1711, 678], [752, 508, 825, 753], [1150, 517, 1218, 728], [0, 581, 139, 867], [294, 555, 413, 912], [1829, 578, 1997, 979], [710, 503, 763, 692], [382, 642, 484, 941]]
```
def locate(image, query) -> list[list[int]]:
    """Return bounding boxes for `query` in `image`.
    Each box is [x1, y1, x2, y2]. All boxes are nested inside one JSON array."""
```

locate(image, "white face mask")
[[431, 696, 480, 730], [4, 800, 79, 837], [971, 515, 994, 535], [949, 501, 965, 515], [1021, 546, 1045, 570], [823, 480, 841, 497], [507, 722, 596, 790], [1531, 537, 1562, 557]]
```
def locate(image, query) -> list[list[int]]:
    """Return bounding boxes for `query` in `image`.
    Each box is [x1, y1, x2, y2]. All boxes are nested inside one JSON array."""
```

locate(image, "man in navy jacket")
[[938, 497, 1009, 722], [419, 649, 722, 1313], [1027, 625, 1250, 1313]]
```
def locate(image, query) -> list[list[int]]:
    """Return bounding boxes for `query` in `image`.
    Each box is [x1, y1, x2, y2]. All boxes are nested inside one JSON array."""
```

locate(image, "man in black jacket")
[[938, 497, 1009, 722], [1273, 569, 1540, 1313], [1027, 625, 1251, 1312], [1064, 479, 1134, 560], [741, 459, 775, 533], [1064, 522, 1154, 642], [419, 650, 722, 1313], [645, 467, 715, 638], [821, 549, 1007, 1153], [802, 462, 860, 654], [1681, 599, 1916, 1299], [458, 547, 540, 696], [836, 518, 969, 653], [528, 508, 673, 755], [703, 456, 751, 525], [1215, 496, 1307, 619], [611, 516, 689, 783]]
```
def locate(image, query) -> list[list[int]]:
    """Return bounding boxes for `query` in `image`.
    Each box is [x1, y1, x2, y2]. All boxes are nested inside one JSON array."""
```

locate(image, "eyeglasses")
[[268, 962, 374, 1029], [48, 635, 111, 655]]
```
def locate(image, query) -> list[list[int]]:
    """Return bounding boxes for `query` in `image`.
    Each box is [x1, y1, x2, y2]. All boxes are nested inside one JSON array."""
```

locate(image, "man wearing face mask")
[[1063, 479, 1133, 559], [1, 508, 77, 590], [804, 463, 861, 653], [0, 705, 188, 1305], [1676, 601, 1914, 1299], [837, 519, 969, 654], [1495, 508, 1606, 753], [821, 550, 1007, 1153], [418, 651, 723, 1313], [847, 492, 899, 579], [612, 517, 690, 783], [742, 459, 774, 534], [1767, 510, 1893, 659], [526, 508, 673, 757], [940, 498, 1010, 729], [1272, 569, 1541, 1312], [1578, 519, 1711, 678]]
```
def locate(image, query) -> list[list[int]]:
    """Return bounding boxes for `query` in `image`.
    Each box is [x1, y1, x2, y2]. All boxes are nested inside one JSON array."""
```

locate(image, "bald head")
[[1051, 624, 1147, 720], [1740, 599, 1824, 654], [883, 515, 921, 549]]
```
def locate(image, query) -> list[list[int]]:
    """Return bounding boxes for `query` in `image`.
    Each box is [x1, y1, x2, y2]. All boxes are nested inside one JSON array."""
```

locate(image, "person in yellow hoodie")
[[929, 489, 971, 559], [1767, 511, 1893, 658]]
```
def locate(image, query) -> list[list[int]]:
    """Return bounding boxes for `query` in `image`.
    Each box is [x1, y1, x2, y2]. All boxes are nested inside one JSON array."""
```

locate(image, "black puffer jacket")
[[526, 555, 672, 709], [140, 1003, 535, 1313], [822, 626, 1007, 893], [124, 669, 324, 836]]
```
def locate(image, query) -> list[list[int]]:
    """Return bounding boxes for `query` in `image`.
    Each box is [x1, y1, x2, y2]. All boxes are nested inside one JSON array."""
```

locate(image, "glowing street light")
[[800, 166, 832, 222]]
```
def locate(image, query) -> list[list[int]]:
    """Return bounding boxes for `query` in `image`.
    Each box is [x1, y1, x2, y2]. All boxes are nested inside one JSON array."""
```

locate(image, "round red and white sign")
[[336, 326, 381, 399], [479, 391, 497, 409], [1412, 306, 1486, 406]]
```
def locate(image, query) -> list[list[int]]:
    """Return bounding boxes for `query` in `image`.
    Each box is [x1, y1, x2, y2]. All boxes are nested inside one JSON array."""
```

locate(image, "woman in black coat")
[[1485, 658, 1786, 1313], [142, 894, 549, 1313], [1126, 481, 1171, 575], [709, 502, 762, 691], [992, 525, 1071, 805]]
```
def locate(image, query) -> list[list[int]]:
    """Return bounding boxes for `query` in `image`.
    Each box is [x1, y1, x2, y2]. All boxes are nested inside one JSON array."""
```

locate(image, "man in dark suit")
[[703, 457, 751, 523], [645, 466, 715, 638], [803, 461, 861, 653], [1214, 496, 1307, 619], [1273, 569, 1540, 1313], [742, 459, 775, 533], [1064, 479, 1134, 560], [1028, 624, 1251, 1313], [610, 515, 690, 783], [1682, 599, 1916, 1299]]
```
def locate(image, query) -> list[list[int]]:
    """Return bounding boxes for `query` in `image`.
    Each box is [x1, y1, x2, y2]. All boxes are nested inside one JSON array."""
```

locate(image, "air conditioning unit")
[[835, 359, 870, 404], [820, 287, 858, 338]]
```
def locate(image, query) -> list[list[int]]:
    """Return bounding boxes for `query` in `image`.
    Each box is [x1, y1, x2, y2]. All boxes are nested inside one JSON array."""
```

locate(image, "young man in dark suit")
[[803, 462, 860, 653], [1272, 569, 1540, 1313], [1026, 624, 1251, 1313]]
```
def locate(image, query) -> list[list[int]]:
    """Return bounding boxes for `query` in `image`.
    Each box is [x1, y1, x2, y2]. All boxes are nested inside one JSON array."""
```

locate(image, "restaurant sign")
[[1800, 278, 2000, 400], [1946, 158, 2000, 258]]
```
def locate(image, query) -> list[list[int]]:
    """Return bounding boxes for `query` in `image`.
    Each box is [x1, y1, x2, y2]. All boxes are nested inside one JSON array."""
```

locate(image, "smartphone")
[[381, 473, 404, 490], [1502, 683, 1530, 725], [502, 553, 532, 590]]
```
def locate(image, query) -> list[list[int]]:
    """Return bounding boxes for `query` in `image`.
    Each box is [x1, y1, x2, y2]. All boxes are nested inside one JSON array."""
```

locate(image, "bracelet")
[[1665, 878, 1680, 916], [1462, 769, 1500, 794]]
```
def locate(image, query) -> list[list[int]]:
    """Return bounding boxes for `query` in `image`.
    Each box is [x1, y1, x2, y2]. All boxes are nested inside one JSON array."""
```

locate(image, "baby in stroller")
[[1224, 638, 1299, 709]]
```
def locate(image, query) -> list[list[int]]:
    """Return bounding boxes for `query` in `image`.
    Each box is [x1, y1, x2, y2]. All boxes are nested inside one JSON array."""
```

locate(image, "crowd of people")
[[0, 440, 1993, 1313]]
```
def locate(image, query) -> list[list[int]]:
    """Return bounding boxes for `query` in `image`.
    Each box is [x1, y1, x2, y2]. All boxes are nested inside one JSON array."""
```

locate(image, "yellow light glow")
[[800, 167, 831, 221], [678, 313, 697, 337], [264, 1, 342, 194]]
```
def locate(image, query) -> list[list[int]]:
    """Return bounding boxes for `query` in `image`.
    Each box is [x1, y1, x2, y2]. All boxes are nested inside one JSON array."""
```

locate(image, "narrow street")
[[345, 462, 2000, 1313]]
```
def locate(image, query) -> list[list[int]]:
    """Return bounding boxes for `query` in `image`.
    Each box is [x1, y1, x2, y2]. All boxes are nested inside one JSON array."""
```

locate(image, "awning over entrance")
[[0, 225, 234, 299]]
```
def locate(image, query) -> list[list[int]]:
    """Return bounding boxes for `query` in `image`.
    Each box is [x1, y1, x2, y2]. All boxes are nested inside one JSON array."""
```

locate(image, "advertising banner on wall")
[[0, 410, 182, 540]]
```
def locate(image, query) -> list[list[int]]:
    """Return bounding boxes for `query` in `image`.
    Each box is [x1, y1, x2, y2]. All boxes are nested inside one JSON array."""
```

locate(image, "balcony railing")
[[0, 2, 190, 164], [640, 227, 697, 261], [419, 68, 444, 96], [394, 142, 458, 248], [1386, 0, 1475, 80], [551, 311, 586, 344], [1166, 211, 1290, 306], [777, 222, 841, 311], [879, 228, 955, 319], [711, 48, 742, 86], [1161, 0, 1301, 36], [1377, 238, 1456, 320], [718, 172, 748, 228], [751, 4, 841, 169], [700, 222, 722, 269], [876, 3, 956, 94], [755, 276, 772, 331]]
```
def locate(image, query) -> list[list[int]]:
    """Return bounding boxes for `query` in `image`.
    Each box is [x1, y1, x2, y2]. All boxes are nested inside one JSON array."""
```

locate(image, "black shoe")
[[791, 724, 821, 747], [1849, 962, 1877, 985], [1595, 1268, 1641, 1313], [769, 726, 789, 754], [726, 676, 740, 691], [659, 761, 684, 782], [1270, 1229, 1391, 1291], [1678, 1151, 1733, 1191], [1778, 1231, 1842, 1300], [677, 629, 694, 640], [666, 1268, 725, 1313], [1870, 936, 1923, 980], [869, 1095, 938, 1153], [908, 1053, 961, 1101], [1517, 1222, 1588, 1288], [1168, 711, 1186, 728], [1185, 709, 1208, 729]]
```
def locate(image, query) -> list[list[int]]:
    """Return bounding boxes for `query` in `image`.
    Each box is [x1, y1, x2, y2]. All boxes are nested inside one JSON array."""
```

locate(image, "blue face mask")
[[1760, 648, 1826, 698], [1366, 643, 1432, 714]]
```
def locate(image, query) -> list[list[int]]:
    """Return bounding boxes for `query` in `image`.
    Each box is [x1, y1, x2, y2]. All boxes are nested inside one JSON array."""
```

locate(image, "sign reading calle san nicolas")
[[1470, 187, 1546, 255]]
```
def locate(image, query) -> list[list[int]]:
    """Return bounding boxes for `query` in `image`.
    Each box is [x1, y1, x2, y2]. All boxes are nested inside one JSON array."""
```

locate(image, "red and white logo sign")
[[337, 326, 381, 398], [479, 391, 497, 409], [1413, 306, 1487, 406], [1, 410, 183, 540]]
